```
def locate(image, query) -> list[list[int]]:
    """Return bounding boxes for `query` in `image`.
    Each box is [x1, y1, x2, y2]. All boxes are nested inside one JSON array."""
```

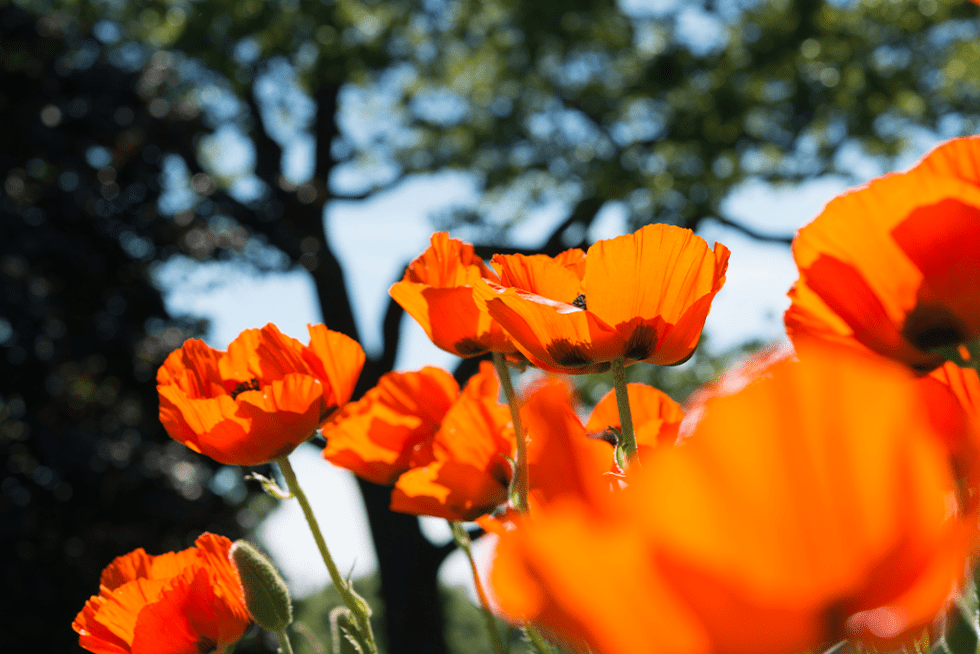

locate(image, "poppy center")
[[572, 293, 587, 310], [587, 427, 619, 447], [197, 637, 217, 654], [901, 303, 967, 351], [231, 378, 261, 399]]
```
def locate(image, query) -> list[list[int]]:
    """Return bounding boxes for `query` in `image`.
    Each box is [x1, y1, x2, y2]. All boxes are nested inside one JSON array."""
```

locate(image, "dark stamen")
[[231, 378, 260, 399], [572, 293, 587, 310], [902, 303, 966, 351], [587, 427, 619, 447]]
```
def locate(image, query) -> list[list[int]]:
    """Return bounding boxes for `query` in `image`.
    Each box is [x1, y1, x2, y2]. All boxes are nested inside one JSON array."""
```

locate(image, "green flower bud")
[[230, 540, 293, 633]]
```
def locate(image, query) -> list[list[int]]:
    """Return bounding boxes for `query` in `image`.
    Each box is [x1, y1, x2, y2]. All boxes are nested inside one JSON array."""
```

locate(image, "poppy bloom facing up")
[[492, 342, 979, 654], [73, 533, 251, 654], [389, 232, 519, 358], [786, 136, 980, 372], [324, 361, 515, 521], [483, 224, 729, 373], [158, 323, 365, 466]]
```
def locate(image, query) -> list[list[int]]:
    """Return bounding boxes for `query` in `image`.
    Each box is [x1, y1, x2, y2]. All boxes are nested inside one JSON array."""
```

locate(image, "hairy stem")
[[610, 358, 638, 464], [493, 352, 529, 512], [276, 456, 378, 654]]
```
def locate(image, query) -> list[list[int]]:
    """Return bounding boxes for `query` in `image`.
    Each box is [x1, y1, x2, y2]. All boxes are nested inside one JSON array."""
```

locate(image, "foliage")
[[396, 0, 980, 241], [292, 572, 527, 654]]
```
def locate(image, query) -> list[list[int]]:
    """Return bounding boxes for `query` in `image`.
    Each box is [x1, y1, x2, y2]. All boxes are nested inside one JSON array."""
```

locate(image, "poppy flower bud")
[[230, 540, 292, 633]]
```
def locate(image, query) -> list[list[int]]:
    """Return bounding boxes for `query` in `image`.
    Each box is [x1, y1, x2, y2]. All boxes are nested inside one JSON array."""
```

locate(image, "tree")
[[5, 0, 977, 651], [0, 6, 263, 652]]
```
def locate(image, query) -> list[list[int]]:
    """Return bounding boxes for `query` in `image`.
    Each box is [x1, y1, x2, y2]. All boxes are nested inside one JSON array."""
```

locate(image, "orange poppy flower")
[[585, 383, 685, 459], [389, 232, 519, 357], [483, 224, 729, 373], [323, 361, 515, 521], [786, 136, 980, 372], [157, 323, 365, 466], [389, 362, 515, 521], [321, 366, 460, 485], [492, 342, 979, 654], [73, 533, 251, 654]]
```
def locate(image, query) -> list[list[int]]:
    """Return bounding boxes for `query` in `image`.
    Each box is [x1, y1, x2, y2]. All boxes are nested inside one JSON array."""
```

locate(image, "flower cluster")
[[74, 136, 980, 654]]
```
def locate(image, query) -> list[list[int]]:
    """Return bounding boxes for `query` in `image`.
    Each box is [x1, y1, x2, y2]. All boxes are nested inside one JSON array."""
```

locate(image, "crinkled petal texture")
[[492, 342, 979, 654], [390, 361, 515, 521], [486, 224, 729, 373], [389, 232, 518, 357], [73, 533, 251, 654], [787, 136, 980, 372], [321, 367, 459, 485], [586, 383, 685, 459], [157, 323, 365, 466]]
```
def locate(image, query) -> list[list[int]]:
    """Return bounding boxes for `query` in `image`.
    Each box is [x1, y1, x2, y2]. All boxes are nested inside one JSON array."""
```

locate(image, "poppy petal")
[[389, 232, 517, 357], [891, 198, 980, 339], [322, 367, 459, 485], [788, 136, 980, 367], [486, 289, 622, 373], [391, 459, 510, 521], [584, 224, 729, 364], [199, 374, 324, 465], [521, 380, 613, 508], [491, 505, 710, 654], [629, 342, 973, 650], [304, 324, 366, 410], [74, 534, 250, 654], [491, 251, 585, 304], [157, 390, 247, 459], [387, 361, 513, 520], [130, 567, 249, 654]]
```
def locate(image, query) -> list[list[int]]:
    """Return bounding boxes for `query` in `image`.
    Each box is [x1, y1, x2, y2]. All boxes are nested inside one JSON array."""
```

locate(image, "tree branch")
[[706, 214, 794, 245]]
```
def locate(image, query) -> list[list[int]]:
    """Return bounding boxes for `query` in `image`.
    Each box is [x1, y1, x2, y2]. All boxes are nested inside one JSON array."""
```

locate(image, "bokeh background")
[[2, 0, 978, 651]]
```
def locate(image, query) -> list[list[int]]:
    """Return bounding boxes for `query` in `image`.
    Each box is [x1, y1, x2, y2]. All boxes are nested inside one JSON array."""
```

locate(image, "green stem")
[[493, 352, 529, 513], [275, 456, 378, 654], [276, 630, 295, 654], [610, 358, 638, 464], [523, 626, 557, 654], [451, 522, 507, 654]]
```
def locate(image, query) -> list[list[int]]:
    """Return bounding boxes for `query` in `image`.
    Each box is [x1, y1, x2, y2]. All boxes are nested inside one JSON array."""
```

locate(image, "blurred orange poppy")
[[321, 366, 460, 485], [492, 342, 979, 654], [585, 382, 685, 459], [786, 136, 980, 372], [476, 379, 620, 536], [389, 232, 519, 358], [73, 533, 251, 654], [484, 224, 729, 373], [158, 323, 365, 466], [522, 379, 619, 508], [389, 362, 515, 521]]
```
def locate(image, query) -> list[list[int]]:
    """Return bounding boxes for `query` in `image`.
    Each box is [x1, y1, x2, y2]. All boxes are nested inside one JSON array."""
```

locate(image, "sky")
[[159, 166, 872, 600]]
